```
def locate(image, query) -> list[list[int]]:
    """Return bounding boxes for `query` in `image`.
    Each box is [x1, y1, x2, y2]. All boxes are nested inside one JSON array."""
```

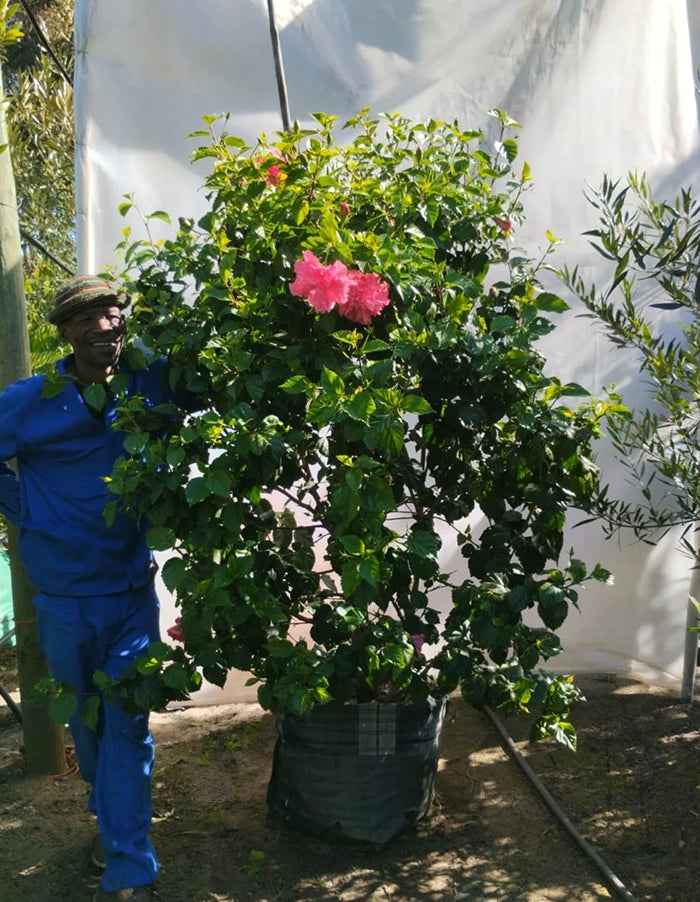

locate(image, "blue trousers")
[[34, 583, 160, 891]]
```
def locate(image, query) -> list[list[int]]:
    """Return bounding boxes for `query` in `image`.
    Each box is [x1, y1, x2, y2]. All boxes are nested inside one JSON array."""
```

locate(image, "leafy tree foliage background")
[[4, 0, 75, 369], [0, 0, 74, 554]]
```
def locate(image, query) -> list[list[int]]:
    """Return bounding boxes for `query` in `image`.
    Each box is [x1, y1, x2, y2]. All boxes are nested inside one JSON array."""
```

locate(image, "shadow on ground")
[[0, 672, 698, 902]]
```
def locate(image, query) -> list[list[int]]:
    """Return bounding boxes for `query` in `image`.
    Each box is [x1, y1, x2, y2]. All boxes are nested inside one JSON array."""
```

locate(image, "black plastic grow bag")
[[266, 696, 447, 848]]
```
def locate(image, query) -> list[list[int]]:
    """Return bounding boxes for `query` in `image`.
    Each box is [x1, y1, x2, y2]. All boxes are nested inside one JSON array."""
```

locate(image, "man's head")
[[49, 275, 129, 382], [47, 274, 128, 326]]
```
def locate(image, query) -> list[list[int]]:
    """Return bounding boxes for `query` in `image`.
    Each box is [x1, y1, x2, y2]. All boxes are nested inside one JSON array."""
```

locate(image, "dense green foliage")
[[99, 111, 621, 747]]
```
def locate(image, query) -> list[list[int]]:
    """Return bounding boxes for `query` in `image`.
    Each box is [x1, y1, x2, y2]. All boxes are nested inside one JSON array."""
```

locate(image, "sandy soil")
[[0, 664, 698, 902]]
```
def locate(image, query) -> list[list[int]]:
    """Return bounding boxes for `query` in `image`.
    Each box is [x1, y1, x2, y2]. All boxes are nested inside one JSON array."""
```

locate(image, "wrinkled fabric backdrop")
[[74, 0, 700, 701]]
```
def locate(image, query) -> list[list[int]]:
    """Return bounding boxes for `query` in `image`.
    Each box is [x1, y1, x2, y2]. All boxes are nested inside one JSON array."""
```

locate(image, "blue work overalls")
[[0, 354, 191, 892]]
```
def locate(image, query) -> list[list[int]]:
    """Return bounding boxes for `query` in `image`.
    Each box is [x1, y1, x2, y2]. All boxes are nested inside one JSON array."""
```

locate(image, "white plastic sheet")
[[74, 0, 700, 698]]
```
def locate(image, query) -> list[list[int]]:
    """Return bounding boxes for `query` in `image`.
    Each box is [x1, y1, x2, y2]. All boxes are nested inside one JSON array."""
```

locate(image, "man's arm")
[[0, 461, 20, 526], [0, 383, 22, 526]]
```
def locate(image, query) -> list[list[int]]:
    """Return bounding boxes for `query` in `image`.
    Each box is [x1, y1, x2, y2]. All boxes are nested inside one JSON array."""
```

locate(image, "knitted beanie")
[[47, 275, 129, 325]]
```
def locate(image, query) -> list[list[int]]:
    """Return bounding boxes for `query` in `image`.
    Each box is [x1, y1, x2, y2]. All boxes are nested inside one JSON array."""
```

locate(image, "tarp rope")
[[18, 0, 72, 87]]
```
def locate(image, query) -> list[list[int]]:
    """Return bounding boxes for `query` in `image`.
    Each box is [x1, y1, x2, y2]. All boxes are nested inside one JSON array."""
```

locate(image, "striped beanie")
[[47, 275, 129, 325]]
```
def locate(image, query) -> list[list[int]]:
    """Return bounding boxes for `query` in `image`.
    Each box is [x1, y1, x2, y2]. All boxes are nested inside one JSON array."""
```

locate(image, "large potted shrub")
[[102, 110, 617, 843]]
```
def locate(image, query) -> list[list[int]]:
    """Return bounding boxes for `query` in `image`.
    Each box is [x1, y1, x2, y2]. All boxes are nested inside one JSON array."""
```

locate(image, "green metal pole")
[[0, 57, 65, 775]]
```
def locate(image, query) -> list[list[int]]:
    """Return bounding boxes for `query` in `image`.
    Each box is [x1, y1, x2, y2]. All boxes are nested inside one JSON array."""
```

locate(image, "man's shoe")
[[93, 886, 156, 901], [91, 834, 107, 869]]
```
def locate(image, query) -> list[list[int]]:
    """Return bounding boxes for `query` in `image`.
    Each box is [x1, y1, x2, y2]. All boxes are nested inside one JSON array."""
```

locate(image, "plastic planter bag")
[[267, 696, 447, 848]]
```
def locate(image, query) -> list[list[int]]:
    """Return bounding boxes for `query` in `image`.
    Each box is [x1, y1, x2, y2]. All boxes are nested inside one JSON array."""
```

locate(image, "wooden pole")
[[0, 56, 66, 774]]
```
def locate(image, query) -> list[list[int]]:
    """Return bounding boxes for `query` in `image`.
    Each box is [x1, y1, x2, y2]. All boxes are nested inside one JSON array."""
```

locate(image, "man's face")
[[59, 303, 126, 373]]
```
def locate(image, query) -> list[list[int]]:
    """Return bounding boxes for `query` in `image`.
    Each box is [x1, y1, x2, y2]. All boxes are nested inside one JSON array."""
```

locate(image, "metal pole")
[[680, 528, 699, 702], [266, 0, 291, 131]]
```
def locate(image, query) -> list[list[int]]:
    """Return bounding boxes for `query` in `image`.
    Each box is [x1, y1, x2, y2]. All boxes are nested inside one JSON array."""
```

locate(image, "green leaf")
[[81, 695, 102, 731], [82, 383, 107, 412], [339, 534, 364, 554], [489, 315, 516, 333], [206, 470, 232, 497], [161, 556, 187, 592], [280, 374, 314, 395], [366, 418, 404, 456], [359, 556, 380, 586], [123, 432, 149, 455], [40, 374, 71, 399], [535, 292, 569, 313], [346, 392, 375, 423], [48, 690, 77, 725], [360, 477, 395, 513], [320, 367, 345, 398], [401, 394, 433, 415], [558, 383, 590, 397], [146, 526, 176, 551], [146, 210, 172, 223], [162, 663, 191, 690], [185, 477, 209, 504], [537, 583, 568, 629], [592, 564, 614, 585], [407, 530, 439, 558], [267, 639, 295, 658], [103, 500, 118, 528], [135, 654, 163, 676], [293, 198, 310, 225]]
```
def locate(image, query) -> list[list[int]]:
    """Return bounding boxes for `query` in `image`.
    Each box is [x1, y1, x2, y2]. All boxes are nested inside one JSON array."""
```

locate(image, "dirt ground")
[[0, 654, 698, 902]]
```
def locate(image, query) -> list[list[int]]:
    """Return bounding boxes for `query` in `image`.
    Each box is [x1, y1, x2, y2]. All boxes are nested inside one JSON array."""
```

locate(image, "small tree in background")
[[561, 173, 700, 554]]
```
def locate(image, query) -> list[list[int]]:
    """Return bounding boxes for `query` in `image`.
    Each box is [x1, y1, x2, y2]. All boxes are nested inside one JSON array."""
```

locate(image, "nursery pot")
[[266, 695, 447, 848]]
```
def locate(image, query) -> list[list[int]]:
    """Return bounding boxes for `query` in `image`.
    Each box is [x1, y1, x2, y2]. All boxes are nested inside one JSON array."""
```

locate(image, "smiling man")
[[0, 274, 193, 901]]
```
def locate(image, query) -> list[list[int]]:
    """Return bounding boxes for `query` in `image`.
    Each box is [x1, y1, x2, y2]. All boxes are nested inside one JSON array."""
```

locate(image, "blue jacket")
[[0, 355, 192, 596], [0, 461, 19, 524]]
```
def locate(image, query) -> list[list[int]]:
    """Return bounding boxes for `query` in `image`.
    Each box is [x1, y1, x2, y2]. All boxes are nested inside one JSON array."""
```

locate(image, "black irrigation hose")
[[484, 706, 638, 902], [0, 679, 21, 723], [0, 629, 22, 724]]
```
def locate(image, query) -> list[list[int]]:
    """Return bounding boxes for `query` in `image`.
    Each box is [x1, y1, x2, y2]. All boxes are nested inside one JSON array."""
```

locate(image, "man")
[[0, 275, 192, 901]]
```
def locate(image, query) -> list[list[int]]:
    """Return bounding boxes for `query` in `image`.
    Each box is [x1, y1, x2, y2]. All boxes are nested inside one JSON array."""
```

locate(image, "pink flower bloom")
[[167, 617, 186, 643], [261, 150, 287, 186], [290, 251, 350, 313], [289, 252, 390, 323], [337, 270, 391, 325], [494, 215, 513, 235], [339, 201, 351, 218], [411, 634, 425, 655], [266, 164, 283, 185]]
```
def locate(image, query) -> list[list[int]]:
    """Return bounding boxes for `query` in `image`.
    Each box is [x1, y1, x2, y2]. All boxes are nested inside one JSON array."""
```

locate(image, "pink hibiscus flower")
[[337, 270, 391, 325], [411, 634, 425, 655], [494, 215, 513, 235], [262, 149, 287, 186], [290, 251, 350, 313], [166, 617, 186, 643]]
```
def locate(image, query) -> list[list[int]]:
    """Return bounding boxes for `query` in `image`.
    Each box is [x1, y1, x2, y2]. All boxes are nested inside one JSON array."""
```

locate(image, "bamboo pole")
[[0, 57, 66, 774]]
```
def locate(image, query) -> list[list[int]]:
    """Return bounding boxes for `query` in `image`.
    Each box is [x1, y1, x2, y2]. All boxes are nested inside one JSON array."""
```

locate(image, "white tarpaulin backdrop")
[[74, 0, 700, 700]]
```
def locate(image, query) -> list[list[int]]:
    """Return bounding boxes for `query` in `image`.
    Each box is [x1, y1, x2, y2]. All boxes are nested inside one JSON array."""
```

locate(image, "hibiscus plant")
[[103, 110, 619, 747]]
